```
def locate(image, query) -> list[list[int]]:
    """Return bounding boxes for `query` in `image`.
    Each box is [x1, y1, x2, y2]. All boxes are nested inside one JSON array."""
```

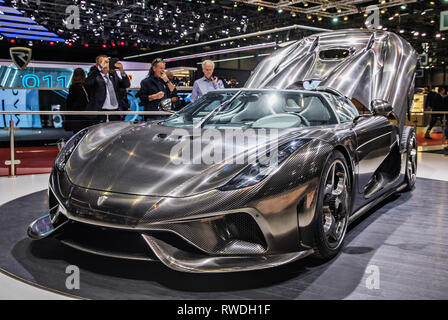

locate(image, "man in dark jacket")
[[425, 87, 446, 139], [137, 58, 178, 121], [85, 55, 130, 123]]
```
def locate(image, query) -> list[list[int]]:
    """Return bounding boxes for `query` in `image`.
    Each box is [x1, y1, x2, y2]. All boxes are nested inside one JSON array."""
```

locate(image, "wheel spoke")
[[331, 163, 336, 188]]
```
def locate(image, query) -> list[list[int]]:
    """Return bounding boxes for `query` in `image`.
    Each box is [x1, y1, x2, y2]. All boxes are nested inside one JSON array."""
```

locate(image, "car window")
[[327, 95, 359, 122]]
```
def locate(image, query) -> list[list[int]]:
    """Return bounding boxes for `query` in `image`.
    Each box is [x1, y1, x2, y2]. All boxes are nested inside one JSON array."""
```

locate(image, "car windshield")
[[161, 90, 338, 129]]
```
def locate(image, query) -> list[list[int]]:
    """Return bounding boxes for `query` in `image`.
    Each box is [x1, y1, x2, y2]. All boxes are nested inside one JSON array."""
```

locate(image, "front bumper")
[[28, 210, 313, 273], [27, 167, 320, 272]]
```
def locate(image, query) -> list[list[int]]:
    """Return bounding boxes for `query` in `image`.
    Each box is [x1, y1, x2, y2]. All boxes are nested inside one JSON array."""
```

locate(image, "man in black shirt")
[[138, 58, 179, 121]]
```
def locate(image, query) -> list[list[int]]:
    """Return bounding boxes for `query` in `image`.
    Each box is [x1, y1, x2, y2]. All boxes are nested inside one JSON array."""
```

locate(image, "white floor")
[[0, 152, 447, 300]]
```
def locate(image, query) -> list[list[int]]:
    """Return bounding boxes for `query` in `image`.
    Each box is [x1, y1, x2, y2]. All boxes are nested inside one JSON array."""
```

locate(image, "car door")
[[329, 95, 396, 195]]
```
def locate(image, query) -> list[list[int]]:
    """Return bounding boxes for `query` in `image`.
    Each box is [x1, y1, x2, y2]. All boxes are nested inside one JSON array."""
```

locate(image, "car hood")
[[65, 122, 332, 197]]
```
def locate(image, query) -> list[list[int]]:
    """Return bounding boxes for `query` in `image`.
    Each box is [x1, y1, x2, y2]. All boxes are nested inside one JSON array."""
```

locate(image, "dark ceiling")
[[0, 0, 447, 68]]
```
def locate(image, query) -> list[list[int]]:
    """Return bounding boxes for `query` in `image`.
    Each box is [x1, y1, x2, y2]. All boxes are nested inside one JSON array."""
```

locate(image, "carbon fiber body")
[[28, 30, 417, 273]]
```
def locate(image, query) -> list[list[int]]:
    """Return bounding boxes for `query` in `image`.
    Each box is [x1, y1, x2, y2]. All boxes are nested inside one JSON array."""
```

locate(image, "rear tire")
[[313, 150, 351, 260]]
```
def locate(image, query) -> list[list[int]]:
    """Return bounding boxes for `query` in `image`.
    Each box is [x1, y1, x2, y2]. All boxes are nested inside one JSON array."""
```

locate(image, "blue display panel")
[[0, 89, 41, 128], [0, 66, 75, 89]]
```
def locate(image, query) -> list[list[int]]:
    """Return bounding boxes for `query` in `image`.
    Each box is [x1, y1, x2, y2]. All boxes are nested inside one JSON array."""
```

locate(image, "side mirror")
[[159, 98, 172, 111], [371, 100, 393, 116]]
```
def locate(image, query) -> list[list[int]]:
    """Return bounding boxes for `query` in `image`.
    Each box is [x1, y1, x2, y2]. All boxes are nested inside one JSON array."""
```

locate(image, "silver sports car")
[[28, 29, 418, 273]]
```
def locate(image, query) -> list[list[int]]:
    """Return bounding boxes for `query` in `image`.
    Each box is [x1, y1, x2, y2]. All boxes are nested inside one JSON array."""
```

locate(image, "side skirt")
[[348, 182, 407, 225]]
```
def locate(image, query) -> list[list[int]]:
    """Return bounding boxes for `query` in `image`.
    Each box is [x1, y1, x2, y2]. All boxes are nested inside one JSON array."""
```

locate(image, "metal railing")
[[1, 110, 173, 177]]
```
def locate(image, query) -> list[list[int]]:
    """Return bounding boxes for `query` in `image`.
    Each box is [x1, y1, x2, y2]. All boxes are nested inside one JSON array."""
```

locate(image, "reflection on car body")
[[28, 29, 418, 273]]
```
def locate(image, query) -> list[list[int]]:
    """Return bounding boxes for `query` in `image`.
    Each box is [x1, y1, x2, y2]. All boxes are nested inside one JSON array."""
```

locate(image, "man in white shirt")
[[190, 60, 225, 103], [85, 55, 130, 123]]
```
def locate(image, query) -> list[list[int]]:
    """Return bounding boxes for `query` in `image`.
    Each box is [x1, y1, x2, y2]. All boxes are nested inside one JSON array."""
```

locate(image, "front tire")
[[313, 150, 351, 260]]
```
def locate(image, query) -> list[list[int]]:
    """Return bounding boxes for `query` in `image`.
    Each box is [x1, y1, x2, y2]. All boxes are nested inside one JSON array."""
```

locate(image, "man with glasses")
[[138, 58, 179, 121]]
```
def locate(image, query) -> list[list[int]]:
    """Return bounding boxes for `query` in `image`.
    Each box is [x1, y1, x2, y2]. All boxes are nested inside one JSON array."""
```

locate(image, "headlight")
[[54, 129, 88, 171], [219, 139, 310, 191]]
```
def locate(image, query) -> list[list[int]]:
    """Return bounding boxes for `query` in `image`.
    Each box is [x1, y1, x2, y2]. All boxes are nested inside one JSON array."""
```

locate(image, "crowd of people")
[[64, 56, 241, 132], [424, 86, 448, 143]]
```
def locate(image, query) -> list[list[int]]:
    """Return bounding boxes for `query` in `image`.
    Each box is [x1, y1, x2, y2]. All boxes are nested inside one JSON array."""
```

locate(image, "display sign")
[[0, 65, 75, 89], [441, 11, 448, 31], [9, 47, 32, 70], [0, 89, 41, 128]]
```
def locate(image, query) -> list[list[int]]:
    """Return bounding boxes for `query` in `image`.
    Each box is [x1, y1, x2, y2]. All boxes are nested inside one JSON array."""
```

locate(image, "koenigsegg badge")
[[97, 195, 108, 207], [9, 47, 32, 70]]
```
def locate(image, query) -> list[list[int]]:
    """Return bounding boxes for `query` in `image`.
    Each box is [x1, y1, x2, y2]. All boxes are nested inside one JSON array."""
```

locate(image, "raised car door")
[[352, 115, 397, 195]]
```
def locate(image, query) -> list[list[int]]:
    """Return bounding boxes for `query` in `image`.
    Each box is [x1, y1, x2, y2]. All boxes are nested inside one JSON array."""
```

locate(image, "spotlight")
[[332, 17, 339, 23], [343, 16, 348, 21]]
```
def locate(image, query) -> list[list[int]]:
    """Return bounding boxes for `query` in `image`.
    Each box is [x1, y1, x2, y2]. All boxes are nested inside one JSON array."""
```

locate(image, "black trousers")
[[426, 114, 448, 138], [426, 115, 445, 132]]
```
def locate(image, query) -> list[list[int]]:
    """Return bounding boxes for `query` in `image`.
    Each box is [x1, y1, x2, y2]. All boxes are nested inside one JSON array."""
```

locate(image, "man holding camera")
[[85, 55, 130, 123], [138, 58, 179, 121]]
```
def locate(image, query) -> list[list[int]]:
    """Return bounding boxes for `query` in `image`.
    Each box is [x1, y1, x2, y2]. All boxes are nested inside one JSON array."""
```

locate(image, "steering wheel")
[[287, 112, 310, 127]]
